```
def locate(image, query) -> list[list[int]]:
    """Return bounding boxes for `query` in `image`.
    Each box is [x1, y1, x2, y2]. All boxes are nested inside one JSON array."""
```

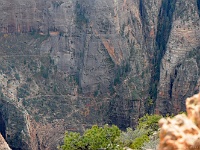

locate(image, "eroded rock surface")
[[0, 0, 199, 149], [0, 133, 11, 150], [156, 0, 200, 115], [159, 93, 200, 150]]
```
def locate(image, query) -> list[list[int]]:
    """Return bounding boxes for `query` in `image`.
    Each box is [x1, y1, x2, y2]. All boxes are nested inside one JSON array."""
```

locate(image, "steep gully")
[[141, 0, 177, 113]]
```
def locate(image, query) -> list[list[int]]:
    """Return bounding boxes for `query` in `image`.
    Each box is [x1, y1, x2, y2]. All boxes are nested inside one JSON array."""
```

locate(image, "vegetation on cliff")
[[60, 124, 122, 150], [60, 114, 162, 150]]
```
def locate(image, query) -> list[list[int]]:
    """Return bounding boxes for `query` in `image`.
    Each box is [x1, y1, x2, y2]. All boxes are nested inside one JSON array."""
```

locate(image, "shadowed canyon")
[[0, 0, 199, 149]]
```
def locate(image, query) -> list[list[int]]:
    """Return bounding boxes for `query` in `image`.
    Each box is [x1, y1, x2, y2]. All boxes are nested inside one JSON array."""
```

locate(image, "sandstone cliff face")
[[0, 0, 199, 149], [156, 0, 200, 115]]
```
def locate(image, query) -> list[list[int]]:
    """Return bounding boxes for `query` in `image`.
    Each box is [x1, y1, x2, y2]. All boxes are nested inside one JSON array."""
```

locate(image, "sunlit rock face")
[[0, 133, 11, 150], [0, 0, 199, 149], [159, 93, 200, 150]]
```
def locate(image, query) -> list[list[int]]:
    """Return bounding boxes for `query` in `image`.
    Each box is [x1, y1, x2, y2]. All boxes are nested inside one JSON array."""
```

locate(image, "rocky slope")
[[0, 0, 199, 149]]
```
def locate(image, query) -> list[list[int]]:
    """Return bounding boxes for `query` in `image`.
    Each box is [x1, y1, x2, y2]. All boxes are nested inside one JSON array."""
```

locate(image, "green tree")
[[138, 114, 162, 134], [60, 114, 163, 150], [60, 132, 84, 150], [118, 114, 162, 150], [130, 134, 149, 149], [118, 127, 149, 146], [60, 125, 123, 150]]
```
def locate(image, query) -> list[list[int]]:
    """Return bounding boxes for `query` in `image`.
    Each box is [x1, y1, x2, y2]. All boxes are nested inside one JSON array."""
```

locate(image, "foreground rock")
[[158, 93, 200, 150], [0, 134, 11, 150]]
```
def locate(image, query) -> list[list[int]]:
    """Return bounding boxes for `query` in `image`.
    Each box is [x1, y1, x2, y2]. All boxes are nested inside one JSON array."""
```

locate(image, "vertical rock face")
[[0, 0, 199, 149], [156, 0, 200, 115]]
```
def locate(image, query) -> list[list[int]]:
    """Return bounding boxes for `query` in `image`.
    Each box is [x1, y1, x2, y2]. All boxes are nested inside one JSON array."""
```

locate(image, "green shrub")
[[60, 125, 123, 150], [130, 134, 149, 150], [118, 114, 162, 149], [118, 127, 149, 146], [138, 114, 162, 134], [60, 132, 84, 150], [142, 138, 159, 150], [40, 65, 48, 79], [60, 114, 163, 150], [15, 73, 20, 80]]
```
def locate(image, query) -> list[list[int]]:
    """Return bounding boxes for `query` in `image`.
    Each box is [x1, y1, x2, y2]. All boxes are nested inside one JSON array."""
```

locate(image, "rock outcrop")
[[0, 133, 11, 150], [159, 93, 200, 150]]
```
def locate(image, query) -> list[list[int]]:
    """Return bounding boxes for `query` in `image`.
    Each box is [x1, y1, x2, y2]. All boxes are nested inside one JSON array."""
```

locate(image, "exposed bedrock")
[[0, 0, 199, 149], [156, 0, 200, 115], [158, 93, 200, 150]]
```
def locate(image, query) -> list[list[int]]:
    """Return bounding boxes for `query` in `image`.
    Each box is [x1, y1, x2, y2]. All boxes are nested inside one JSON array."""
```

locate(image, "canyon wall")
[[0, 0, 199, 149]]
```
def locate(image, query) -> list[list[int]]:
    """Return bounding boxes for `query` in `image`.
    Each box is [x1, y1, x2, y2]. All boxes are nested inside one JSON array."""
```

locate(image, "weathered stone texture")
[[0, 0, 199, 149], [0, 133, 11, 150], [159, 93, 200, 150], [156, 0, 200, 115]]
